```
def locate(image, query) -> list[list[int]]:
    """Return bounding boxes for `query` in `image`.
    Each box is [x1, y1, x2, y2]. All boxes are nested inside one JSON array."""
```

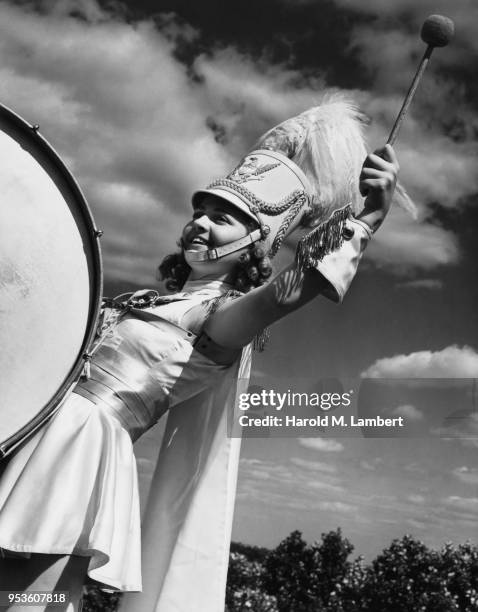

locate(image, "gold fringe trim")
[[202, 290, 243, 318], [295, 204, 352, 272], [253, 327, 270, 352], [203, 291, 270, 352]]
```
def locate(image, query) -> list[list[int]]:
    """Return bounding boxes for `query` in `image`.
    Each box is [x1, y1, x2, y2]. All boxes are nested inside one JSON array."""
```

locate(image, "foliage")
[[227, 532, 478, 612], [230, 541, 270, 563], [362, 536, 478, 612], [226, 551, 278, 611], [260, 528, 358, 612], [81, 532, 478, 611], [81, 586, 122, 612]]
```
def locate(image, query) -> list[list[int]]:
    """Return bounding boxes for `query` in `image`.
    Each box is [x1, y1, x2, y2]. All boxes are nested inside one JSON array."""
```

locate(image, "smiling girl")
[[0, 100, 400, 612]]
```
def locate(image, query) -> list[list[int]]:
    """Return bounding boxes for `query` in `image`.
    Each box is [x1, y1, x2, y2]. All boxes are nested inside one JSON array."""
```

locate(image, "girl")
[[0, 100, 400, 612]]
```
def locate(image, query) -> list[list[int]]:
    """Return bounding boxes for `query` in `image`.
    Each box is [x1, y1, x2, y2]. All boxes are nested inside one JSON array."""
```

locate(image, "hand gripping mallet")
[[387, 14, 455, 146]]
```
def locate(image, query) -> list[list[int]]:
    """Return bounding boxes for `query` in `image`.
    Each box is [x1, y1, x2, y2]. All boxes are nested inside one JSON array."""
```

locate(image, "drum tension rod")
[[31, 124, 40, 132], [95, 230, 104, 237], [81, 353, 92, 380]]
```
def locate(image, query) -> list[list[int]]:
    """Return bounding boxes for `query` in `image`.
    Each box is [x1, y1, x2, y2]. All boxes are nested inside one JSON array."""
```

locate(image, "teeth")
[[191, 237, 208, 245]]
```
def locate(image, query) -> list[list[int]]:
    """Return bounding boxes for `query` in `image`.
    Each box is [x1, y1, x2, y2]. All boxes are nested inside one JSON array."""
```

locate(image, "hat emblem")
[[228, 155, 280, 185]]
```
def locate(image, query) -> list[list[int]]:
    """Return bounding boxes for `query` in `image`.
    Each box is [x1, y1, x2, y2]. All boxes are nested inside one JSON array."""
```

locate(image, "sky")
[[1, 0, 477, 561]]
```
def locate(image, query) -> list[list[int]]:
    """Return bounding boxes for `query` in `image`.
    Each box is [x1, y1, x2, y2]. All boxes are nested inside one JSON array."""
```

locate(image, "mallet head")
[[421, 14, 455, 48]]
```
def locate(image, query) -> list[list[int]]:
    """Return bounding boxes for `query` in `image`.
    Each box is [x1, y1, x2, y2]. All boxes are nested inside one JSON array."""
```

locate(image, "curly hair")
[[157, 241, 273, 294]]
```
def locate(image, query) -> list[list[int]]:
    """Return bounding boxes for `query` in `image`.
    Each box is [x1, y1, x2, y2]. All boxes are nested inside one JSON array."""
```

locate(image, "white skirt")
[[0, 393, 142, 591]]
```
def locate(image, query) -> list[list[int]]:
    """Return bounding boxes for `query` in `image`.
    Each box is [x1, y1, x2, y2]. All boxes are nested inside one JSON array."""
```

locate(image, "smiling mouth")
[[187, 235, 210, 249]]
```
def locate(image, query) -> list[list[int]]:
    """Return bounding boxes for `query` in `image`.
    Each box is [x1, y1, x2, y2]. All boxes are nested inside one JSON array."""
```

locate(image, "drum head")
[[0, 104, 102, 457]]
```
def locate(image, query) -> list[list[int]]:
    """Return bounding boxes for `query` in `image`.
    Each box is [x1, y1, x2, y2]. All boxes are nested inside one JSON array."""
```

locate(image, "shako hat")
[[189, 97, 368, 269]]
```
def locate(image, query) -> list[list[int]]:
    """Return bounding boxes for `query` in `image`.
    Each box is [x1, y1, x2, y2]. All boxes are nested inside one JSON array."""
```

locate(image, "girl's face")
[[181, 194, 256, 281]]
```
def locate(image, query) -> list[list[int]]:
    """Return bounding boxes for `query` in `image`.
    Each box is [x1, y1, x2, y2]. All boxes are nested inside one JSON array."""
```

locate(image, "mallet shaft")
[[387, 46, 433, 146]]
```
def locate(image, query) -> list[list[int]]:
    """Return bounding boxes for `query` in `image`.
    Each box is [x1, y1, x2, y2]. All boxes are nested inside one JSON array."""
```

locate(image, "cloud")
[[325, 2, 478, 274], [331, 0, 478, 55], [443, 496, 478, 515], [290, 457, 337, 473], [362, 345, 478, 378], [298, 438, 344, 452], [407, 494, 426, 504], [307, 480, 344, 494], [396, 279, 443, 290], [240, 460, 294, 484], [452, 466, 478, 486], [0, 0, 230, 284], [405, 518, 427, 530], [248, 469, 270, 481], [236, 456, 347, 512], [0, 0, 473, 286], [404, 462, 426, 474], [359, 459, 382, 471], [391, 404, 424, 421], [317, 501, 357, 514], [329, 0, 478, 88], [239, 458, 263, 466], [364, 208, 460, 272], [394, 139, 478, 209]]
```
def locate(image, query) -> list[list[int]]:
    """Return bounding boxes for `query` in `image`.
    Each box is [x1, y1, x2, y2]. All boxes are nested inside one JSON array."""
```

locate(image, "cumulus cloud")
[[0, 0, 230, 284], [0, 0, 472, 285], [326, 1, 478, 274], [364, 203, 460, 272], [362, 345, 478, 378], [298, 438, 344, 452]]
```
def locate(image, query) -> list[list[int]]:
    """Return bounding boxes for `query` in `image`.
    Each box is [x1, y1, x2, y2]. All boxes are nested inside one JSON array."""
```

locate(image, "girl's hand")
[[356, 144, 399, 232]]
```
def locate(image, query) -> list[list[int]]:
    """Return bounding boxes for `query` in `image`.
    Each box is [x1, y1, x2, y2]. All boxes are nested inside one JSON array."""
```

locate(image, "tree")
[[226, 551, 278, 612], [360, 535, 478, 611], [262, 529, 359, 612], [81, 586, 122, 612]]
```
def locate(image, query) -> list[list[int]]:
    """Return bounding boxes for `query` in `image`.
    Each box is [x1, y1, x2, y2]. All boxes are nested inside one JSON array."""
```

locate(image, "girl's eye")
[[212, 214, 229, 223], [191, 210, 230, 223]]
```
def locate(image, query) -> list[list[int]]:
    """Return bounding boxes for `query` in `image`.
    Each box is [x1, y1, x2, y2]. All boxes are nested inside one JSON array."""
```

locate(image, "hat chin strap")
[[184, 229, 262, 262]]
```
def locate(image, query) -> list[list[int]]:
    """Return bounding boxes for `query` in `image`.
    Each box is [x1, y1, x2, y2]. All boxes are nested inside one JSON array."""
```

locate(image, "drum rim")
[[0, 102, 103, 458]]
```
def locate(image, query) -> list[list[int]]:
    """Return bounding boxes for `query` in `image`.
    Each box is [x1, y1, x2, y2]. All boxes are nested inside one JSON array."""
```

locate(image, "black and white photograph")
[[0, 1, 477, 611]]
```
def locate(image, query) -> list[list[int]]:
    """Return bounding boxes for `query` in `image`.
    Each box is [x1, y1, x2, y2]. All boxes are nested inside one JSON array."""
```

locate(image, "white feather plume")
[[254, 95, 417, 226], [254, 96, 368, 226]]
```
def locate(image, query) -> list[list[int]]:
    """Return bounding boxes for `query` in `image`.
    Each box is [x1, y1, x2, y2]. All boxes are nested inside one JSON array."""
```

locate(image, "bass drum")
[[0, 103, 102, 458]]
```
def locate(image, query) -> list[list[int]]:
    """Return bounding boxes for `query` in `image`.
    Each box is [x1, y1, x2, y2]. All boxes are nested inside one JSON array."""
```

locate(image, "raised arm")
[[203, 145, 399, 349]]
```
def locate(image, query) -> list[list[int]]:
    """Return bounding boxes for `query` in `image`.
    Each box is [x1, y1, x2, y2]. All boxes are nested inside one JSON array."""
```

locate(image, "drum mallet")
[[387, 14, 455, 146]]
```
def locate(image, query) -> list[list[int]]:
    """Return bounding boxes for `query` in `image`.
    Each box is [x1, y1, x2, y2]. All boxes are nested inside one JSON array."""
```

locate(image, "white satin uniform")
[[0, 279, 245, 594]]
